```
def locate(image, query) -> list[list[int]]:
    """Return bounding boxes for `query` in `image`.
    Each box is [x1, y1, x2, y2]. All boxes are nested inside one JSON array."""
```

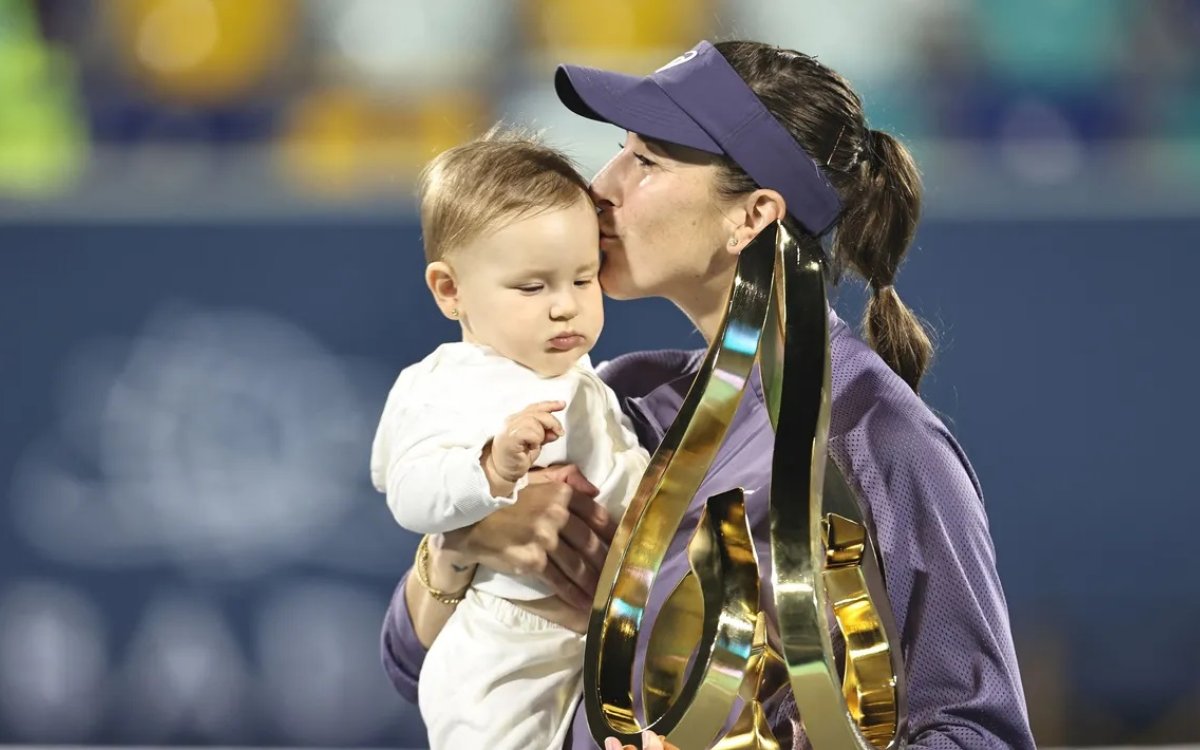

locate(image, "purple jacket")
[[381, 312, 1035, 749]]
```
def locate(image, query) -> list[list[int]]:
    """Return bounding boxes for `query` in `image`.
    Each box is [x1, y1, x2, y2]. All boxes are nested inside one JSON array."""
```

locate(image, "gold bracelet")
[[413, 535, 470, 606]]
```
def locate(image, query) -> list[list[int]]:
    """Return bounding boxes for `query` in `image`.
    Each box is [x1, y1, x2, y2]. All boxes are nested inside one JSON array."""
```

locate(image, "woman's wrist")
[[415, 535, 474, 604], [427, 534, 476, 588]]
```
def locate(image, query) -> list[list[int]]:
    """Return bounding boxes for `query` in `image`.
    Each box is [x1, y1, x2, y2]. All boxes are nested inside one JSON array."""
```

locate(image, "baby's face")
[[453, 196, 603, 377]]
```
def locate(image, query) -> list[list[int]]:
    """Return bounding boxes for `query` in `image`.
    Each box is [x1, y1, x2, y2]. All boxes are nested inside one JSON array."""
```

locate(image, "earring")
[[449, 308, 459, 319], [728, 237, 739, 247]]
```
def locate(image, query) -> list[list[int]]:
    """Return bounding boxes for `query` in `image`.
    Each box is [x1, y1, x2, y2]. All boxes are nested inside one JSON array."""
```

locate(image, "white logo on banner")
[[2, 301, 425, 743], [0, 581, 107, 741], [10, 302, 398, 578]]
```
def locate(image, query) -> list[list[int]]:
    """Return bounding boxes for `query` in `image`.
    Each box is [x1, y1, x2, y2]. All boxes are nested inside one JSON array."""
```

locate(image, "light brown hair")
[[712, 41, 933, 392], [418, 125, 591, 264]]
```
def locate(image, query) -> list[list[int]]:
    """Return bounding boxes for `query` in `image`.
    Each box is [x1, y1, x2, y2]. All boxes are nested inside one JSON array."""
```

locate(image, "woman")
[[382, 40, 1035, 749]]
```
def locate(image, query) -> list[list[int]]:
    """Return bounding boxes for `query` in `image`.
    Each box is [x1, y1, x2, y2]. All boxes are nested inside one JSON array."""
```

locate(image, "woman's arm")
[[405, 539, 476, 648], [380, 465, 616, 699], [858, 420, 1035, 749]]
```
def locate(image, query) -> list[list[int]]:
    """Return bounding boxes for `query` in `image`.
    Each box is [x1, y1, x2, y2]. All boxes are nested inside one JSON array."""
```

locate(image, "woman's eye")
[[620, 142, 656, 168], [633, 152, 656, 168]]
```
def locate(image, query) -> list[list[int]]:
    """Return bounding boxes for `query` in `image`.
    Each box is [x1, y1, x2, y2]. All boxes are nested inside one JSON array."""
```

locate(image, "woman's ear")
[[425, 261, 461, 320], [727, 188, 786, 254]]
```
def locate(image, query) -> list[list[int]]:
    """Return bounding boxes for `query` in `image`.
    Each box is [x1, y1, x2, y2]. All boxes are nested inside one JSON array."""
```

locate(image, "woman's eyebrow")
[[642, 135, 712, 166], [641, 136, 674, 156]]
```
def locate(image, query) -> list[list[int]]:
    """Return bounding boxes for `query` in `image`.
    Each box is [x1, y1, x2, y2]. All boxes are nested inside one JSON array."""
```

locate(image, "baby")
[[370, 127, 650, 750]]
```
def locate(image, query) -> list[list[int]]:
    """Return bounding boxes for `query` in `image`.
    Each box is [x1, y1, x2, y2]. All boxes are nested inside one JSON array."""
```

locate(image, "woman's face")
[[590, 133, 736, 302]]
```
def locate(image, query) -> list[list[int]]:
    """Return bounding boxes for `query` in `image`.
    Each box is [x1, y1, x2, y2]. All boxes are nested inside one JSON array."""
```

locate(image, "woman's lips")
[[549, 334, 584, 351]]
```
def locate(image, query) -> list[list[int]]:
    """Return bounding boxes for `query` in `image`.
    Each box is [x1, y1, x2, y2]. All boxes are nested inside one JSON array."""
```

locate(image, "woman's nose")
[[589, 155, 622, 209]]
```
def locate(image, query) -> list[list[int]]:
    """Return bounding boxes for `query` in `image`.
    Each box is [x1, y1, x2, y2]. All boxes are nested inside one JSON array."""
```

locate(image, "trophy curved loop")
[[585, 223, 907, 750], [583, 225, 775, 748], [763, 224, 907, 750]]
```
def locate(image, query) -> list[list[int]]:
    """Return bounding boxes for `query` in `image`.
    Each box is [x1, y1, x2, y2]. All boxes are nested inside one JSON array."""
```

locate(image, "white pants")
[[419, 588, 585, 750]]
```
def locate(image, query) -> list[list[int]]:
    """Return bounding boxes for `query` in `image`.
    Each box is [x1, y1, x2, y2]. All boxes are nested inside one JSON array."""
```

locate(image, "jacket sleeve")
[[844, 412, 1036, 749], [380, 572, 425, 703]]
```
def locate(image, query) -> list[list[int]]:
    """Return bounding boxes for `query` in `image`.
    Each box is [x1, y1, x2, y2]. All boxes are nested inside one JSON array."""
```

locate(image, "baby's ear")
[[425, 261, 460, 320]]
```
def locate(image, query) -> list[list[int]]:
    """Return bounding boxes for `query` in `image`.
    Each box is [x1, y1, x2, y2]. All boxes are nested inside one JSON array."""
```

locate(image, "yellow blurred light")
[[276, 88, 486, 200], [135, 0, 220, 74], [107, 0, 298, 104], [277, 88, 370, 198], [524, 0, 712, 69]]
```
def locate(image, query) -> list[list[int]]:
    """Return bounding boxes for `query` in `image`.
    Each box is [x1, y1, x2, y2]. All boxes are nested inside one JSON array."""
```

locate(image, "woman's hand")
[[604, 731, 678, 750], [441, 463, 616, 608]]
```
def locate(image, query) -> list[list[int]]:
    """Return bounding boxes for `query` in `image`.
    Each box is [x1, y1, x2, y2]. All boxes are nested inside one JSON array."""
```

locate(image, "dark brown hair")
[[418, 125, 591, 264], [712, 41, 933, 391]]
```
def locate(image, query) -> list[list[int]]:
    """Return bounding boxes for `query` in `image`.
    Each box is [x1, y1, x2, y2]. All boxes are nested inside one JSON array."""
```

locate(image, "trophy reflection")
[[584, 222, 906, 750]]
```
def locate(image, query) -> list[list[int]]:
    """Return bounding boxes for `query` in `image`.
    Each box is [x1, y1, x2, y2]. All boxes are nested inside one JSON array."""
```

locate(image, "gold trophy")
[[584, 222, 907, 750]]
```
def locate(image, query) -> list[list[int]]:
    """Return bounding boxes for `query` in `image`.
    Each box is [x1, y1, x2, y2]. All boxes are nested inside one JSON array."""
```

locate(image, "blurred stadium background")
[[1, 0, 1198, 747]]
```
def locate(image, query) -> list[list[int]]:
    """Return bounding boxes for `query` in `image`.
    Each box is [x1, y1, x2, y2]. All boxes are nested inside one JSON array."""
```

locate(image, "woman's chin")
[[600, 256, 662, 301], [599, 277, 650, 301], [601, 285, 636, 301], [599, 267, 636, 300]]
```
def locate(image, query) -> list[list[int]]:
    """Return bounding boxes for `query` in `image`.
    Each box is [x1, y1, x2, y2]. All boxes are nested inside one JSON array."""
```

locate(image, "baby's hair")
[[418, 124, 592, 264]]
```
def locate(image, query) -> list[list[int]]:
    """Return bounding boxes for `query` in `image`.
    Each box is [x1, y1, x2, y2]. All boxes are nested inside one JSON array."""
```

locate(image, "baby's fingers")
[[509, 422, 546, 450], [528, 410, 565, 440], [519, 400, 566, 416]]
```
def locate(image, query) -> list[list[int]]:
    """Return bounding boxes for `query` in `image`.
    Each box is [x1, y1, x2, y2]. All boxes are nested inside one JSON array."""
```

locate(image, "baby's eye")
[[575, 278, 594, 288], [516, 284, 544, 293]]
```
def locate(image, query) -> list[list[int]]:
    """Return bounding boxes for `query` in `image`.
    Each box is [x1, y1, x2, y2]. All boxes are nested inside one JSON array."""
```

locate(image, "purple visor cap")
[[556, 40, 842, 237]]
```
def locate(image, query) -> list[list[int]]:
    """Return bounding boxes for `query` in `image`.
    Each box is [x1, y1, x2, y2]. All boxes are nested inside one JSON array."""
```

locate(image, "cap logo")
[[655, 49, 697, 72]]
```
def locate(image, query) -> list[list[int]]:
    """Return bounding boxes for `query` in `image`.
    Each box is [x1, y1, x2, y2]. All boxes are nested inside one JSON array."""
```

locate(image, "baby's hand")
[[485, 400, 565, 491]]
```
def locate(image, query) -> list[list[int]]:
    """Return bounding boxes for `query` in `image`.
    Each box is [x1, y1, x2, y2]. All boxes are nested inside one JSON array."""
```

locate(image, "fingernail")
[[604, 738, 622, 750]]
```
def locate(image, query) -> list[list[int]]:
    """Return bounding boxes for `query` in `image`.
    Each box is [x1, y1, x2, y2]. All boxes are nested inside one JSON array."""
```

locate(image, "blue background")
[[2, 217, 1198, 745]]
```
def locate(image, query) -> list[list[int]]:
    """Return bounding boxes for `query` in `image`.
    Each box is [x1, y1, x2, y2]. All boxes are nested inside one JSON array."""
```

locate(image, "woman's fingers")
[[455, 465, 610, 608], [509, 481, 595, 607], [538, 463, 600, 497], [539, 556, 593, 609], [602, 733, 669, 750], [558, 511, 609, 577], [546, 538, 598, 606], [566, 482, 616, 542]]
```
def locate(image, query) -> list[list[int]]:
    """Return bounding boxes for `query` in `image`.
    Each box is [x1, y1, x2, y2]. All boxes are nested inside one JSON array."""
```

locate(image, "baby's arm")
[[373, 400, 564, 535]]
